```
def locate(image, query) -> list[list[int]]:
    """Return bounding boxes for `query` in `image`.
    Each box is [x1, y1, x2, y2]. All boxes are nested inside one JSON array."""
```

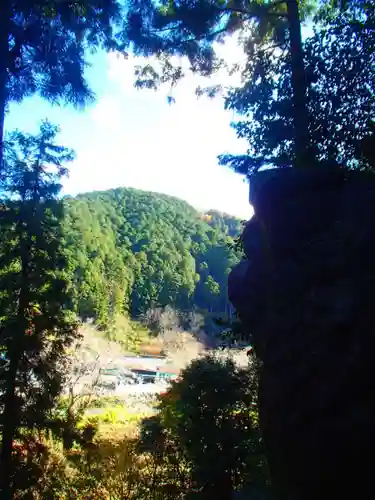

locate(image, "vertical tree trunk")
[[0, 301, 26, 499], [0, 357, 18, 500], [0, 219, 30, 499], [0, 0, 9, 178], [286, 0, 312, 168], [230, 168, 375, 500]]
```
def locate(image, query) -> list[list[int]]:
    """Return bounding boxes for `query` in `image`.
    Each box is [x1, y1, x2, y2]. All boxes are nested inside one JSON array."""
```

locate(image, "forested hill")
[[63, 187, 242, 328]]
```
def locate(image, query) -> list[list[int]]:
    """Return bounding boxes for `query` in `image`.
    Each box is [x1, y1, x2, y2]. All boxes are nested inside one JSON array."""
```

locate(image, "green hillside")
[[63, 188, 241, 329]]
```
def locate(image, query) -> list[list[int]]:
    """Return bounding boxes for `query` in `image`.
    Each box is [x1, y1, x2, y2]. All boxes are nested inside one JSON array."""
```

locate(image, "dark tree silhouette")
[[220, 0, 375, 174], [0, 121, 78, 499]]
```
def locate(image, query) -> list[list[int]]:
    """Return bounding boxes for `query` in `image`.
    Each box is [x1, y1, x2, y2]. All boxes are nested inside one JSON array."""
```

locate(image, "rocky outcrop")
[[229, 167, 375, 500]]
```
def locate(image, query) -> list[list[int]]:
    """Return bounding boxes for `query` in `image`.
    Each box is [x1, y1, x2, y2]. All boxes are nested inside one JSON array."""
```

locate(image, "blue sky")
[[7, 43, 254, 219]]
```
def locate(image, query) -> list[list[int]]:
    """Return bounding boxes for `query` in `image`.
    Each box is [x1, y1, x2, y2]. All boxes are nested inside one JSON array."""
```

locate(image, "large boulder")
[[229, 167, 375, 500]]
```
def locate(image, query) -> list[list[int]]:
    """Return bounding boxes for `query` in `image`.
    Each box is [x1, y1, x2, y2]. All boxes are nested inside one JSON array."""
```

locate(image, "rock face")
[[229, 167, 375, 500]]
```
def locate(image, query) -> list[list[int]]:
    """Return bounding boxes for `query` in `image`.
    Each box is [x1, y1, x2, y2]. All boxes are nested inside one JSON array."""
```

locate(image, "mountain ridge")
[[63, 186, 242, 330]]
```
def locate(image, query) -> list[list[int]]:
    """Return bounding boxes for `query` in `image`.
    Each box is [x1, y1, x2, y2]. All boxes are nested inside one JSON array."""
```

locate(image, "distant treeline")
[[62, 188, 243, 328]]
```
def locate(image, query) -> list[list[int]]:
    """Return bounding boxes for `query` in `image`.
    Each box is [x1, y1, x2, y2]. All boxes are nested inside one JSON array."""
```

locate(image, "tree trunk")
[[0, 308, 25, 499], [286, 0, 312, 168], [0, 356, 18, 500], [0, 217, 31, 498], [229, 168, 375, 500], [0, 0, 9, 178]]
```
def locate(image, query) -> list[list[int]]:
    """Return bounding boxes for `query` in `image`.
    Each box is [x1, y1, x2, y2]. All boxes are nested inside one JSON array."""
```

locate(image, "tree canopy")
[[120, 0, 374, 173], [221, 0, 375, 174], [121, 0, 317, 168], [139, 355, 265, 500], [0, 0, 121, 171]]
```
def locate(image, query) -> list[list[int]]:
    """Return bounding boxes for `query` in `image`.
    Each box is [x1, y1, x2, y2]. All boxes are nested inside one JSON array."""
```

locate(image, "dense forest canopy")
[[63, 187, 242, 328]]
